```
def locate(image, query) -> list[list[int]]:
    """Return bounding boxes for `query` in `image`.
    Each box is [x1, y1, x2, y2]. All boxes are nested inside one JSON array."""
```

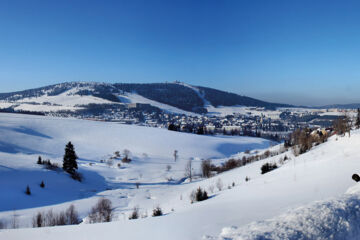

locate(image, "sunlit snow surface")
[[1, 113, 360, 240]]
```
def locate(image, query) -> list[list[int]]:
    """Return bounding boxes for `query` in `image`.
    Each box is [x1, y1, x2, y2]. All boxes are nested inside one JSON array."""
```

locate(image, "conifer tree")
[[37, 156, 42, 165], [63, 142, 78, 174], [25, 185, 31, 195]]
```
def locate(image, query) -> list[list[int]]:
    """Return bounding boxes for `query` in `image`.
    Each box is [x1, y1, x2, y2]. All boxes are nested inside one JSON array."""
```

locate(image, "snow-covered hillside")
[[1, 113, 360, 240], [0, 82, 293, 116], [0, 113, 271, 233]]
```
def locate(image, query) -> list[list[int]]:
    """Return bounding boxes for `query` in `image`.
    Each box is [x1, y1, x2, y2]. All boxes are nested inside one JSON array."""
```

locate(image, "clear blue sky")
[[1, 0, 360, 106]]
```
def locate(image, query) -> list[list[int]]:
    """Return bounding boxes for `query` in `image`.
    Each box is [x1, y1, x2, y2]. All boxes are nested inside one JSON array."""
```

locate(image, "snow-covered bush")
[[129, 206, 139, 220], [216, 178, 223, 191], [88, 198, 113, 223]]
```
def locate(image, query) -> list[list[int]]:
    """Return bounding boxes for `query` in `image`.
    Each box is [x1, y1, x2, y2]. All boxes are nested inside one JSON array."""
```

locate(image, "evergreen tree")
[[37, 156, 42, 165], [63, 142, 78, 174], [25, 185, 31, 195]]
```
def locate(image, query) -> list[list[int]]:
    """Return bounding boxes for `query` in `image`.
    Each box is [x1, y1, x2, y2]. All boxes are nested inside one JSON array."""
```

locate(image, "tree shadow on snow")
[[0, 167, 107, 212], [0, 141, 47, 155], [216, 142, 270, 156], [0, 126, 52, 139]]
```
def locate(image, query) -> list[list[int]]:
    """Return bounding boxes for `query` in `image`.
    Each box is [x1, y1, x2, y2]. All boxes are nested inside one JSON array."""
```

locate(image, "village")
[[48, 103, 351, 142]]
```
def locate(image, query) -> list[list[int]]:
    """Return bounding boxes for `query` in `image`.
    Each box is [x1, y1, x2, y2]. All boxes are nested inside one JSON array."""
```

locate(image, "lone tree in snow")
[[37, 156, 42, 165], [185, 159, 193, 182], [63, 142, 78, 175], [173, 150, 178, 162], [25, 185, 31, 195]]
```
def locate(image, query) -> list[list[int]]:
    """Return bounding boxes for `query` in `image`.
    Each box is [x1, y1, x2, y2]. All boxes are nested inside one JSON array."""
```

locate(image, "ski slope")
[[1, 113, 360, 239]]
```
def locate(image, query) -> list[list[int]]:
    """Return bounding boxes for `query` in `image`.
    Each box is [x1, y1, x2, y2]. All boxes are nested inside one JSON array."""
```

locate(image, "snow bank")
[[219, 184, 360, 240]]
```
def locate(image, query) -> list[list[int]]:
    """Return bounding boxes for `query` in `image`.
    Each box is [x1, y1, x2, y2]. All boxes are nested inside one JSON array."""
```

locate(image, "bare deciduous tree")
[[201, 160, 212, 178], [173, 150, 178, 162], [185, 159, 193, 182], [88, 198, 113, 223]]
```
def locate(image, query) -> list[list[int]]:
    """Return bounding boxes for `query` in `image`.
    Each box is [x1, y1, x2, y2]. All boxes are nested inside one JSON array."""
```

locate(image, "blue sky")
[[1, 0, 360, 106]]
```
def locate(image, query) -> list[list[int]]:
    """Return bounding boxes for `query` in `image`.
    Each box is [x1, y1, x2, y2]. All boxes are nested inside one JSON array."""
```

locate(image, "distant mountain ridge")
[[0, 82, 293, 114], [317, 103, 360, 109]]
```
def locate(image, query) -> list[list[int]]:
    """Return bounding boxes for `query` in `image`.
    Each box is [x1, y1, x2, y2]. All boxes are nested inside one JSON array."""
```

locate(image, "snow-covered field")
[[1, 113, 360, 240]]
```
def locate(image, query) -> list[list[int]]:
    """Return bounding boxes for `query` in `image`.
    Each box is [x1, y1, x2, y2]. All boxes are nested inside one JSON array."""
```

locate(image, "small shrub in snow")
[[117, 163, 121, 168], [216, 178, 223, 191], [88, 198, 113, 223], [208, 185, 215, 193], [25, 185, 31, 195], [245, 176, 250, 182], [114, 151, 121, 158], [135, 182, 140, 189], [232, 182, 235, 187], [129, 207, 139, 220], [152, 207, 163, 217], [195, 187, 208, 202], [352, 174, 360, 182], [122, 149, 131, 163], [40, 181, 45, 188], [261, 162, 278, 174], [166, 165, 172, 172], [38, 158, 60, 171]]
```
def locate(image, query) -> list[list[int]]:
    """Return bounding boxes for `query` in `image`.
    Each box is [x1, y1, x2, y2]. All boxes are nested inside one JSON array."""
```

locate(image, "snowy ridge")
[[220, 184, 360, 240]]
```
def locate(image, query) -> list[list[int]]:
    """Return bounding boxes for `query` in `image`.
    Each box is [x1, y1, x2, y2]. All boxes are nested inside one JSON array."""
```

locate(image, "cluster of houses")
[[49, 103, 346, 141]]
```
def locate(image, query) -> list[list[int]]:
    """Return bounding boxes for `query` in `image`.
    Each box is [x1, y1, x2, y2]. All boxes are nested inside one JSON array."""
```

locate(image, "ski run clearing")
[[0, 113, 360, 239]]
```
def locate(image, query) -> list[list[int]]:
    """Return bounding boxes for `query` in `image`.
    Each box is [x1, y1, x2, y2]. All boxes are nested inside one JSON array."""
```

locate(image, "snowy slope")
[[1, 113, 360, 239], [0, 113, 272, 230], [0, 82, 293, 116], [118, 92, 196, 115]]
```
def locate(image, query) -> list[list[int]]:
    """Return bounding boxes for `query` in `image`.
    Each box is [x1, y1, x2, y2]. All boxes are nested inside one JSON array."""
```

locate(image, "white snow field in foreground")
[[220, 184, 360, 240], [1, 113, 360, 240]]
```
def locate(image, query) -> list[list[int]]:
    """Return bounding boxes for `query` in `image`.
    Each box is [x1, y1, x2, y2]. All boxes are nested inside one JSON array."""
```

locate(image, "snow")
[[220, 185, 360, 240], [1, 113, 360, 239], [0, 113, 271, 231]]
